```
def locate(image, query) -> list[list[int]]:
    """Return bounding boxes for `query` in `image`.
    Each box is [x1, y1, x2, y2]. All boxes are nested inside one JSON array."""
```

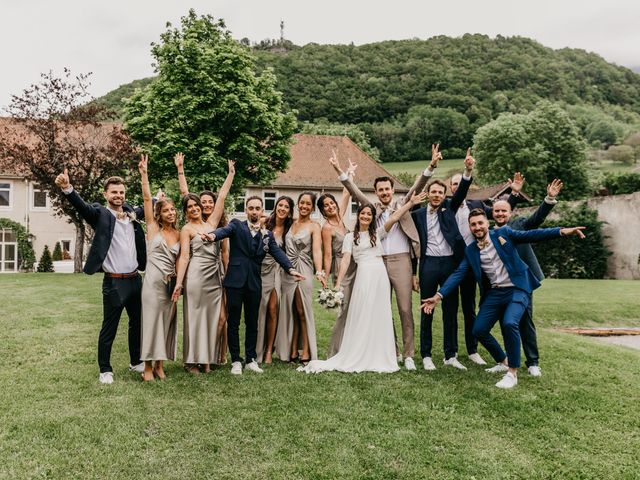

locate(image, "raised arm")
[[171, 227, 193, 302], [401, 143, 441, 205], [330, 152, 369, 206], [175, 152, 189, 196], [449, 148, 475, 212], [206, 160, 235, 229], [518, 179, 563, 230], [338, 159, 356, 220], [384, 191, 427, 232], [55, 168, 100, 227], [138, 154, 157, 238]]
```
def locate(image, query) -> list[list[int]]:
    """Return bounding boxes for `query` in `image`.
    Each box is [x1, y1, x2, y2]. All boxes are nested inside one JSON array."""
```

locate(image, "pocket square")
[[498, 236, 507, 246]]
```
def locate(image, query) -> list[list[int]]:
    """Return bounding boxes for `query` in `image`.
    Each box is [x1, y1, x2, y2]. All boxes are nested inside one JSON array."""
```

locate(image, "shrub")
[[37, 245, 54, 273], [532, 203, 610, 279], [52, 241, 63, 261], [600, 173, 640, 195], [605, 145, 635, 165]]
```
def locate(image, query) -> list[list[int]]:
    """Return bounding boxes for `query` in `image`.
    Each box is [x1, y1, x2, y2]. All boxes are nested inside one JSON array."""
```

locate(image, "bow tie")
[[248, 222, 261, 232], [428, 207, 438, 215], [477, 238, 490, 249]]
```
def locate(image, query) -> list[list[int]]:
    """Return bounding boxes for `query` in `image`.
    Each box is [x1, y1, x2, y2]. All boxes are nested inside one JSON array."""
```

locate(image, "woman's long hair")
[[153, 198, 178, 231], [353, 203, 376, 247], [200, 190, 228, 227], [266, 195, 294, 240]]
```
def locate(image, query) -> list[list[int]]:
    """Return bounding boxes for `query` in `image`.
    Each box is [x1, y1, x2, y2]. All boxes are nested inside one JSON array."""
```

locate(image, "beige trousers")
[[382, 252, 415, 358]]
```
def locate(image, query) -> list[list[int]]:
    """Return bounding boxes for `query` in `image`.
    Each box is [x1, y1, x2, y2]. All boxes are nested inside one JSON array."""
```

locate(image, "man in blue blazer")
[[421, 209, 585, 388], [55, 168, 147, 385], [208, 196, 303, 375], [446, 172, 518, 366], [493, 175, 564, 377], [411, 151, 474, 371]]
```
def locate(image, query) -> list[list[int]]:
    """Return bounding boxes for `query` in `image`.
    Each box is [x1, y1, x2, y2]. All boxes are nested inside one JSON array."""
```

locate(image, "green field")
[[383, 159, 463, 180], [1, 275, 639, 479]]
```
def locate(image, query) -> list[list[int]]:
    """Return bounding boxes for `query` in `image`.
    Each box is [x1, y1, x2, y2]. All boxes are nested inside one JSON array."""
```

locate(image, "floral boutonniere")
[[498, 236, 507, 246], [262, 232, 270, 252], [441, 208, 447, 212]]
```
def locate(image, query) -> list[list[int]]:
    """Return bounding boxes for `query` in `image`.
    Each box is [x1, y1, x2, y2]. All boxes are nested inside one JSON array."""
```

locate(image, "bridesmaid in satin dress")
[[277, 192, 327, 364], [256, 196, 294, 363], [138, 154, 181, 382]]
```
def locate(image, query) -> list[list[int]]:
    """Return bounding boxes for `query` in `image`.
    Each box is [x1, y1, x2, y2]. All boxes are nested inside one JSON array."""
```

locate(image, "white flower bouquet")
[[317, 288, 344, 309]]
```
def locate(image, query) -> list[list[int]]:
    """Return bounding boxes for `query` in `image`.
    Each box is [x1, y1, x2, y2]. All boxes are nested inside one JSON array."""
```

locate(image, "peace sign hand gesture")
[[430, 144, 442, 169]]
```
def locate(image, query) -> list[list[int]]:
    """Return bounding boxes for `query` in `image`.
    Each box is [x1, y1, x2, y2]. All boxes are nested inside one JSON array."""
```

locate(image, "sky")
[[1, 0, 638, 108]]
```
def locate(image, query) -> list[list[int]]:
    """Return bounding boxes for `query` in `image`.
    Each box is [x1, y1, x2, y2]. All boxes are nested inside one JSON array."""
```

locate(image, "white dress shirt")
[[376, 209, 411, 256], [102, 208, 138, 274], [478, 239, 514, 288], [425, 207, 453, 257], [455, 200, 475, 246]]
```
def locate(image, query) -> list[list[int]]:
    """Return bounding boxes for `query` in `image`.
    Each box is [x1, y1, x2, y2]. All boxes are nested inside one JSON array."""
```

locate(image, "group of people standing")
[[55, 144, 585, 389]]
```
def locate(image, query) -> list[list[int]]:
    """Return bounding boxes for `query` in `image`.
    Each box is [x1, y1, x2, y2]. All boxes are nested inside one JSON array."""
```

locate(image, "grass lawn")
[[1, 275, 639, 479], [383, 159, 463, 180]]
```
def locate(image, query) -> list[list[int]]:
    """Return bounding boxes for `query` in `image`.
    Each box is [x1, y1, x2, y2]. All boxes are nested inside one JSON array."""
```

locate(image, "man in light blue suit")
[[421, 209, 585, 389]]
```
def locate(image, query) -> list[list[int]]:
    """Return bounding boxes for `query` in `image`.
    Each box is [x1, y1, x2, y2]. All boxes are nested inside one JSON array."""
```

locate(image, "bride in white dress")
[[300, 191, 426, 374]]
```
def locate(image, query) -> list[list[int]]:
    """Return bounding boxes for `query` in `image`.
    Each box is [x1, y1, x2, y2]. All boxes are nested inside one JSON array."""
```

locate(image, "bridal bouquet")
[[317, 288, 344, 309]]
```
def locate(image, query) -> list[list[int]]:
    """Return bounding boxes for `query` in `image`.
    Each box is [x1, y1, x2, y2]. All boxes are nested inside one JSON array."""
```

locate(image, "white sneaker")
[[99, 372, 114, 385], [485, 363, 509, 374], [443, 357, 468, 370], [495, 372, 518, 389], [468, 353, 487, 365], [129, 362, 145, 373], [422, 357, 436, 371], [230, 361, 242, 375], [528, 366, 542, 377], [245, 361, 264, 374], [404, 357, 416, 371]]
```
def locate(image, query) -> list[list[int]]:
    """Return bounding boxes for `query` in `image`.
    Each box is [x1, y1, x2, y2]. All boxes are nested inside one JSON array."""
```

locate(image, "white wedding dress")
[[300, 228, 399, 374]]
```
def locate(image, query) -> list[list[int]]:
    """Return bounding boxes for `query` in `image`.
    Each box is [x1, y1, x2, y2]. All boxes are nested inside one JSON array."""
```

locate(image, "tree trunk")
[[74, 223, 85, 273]]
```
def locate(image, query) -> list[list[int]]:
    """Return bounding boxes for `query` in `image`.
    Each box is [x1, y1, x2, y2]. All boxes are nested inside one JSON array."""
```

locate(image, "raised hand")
[[508, 172, 525, 194], [55, 168, 71, 189], [138, 154, 148, 176], [155, 188, 166, 201], [464, 147, 475, 172], [329, 149, 344, 174], [547, 178, 563, 198], [430, 143, 442, 168], [174, 152, 184, 169], [560, 226, 586, 239], [346, 158, 358, 178], [227, 159, 236, 175], [410, 191, 428, 206]]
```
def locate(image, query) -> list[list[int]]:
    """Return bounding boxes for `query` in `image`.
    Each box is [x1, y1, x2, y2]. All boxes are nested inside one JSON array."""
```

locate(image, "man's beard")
[[248, 214, 260, 223]]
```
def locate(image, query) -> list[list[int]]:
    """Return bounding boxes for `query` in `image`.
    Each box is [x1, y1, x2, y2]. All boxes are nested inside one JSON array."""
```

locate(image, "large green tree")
[[474, 101, 589, 199], [124, 10, 296, 193]]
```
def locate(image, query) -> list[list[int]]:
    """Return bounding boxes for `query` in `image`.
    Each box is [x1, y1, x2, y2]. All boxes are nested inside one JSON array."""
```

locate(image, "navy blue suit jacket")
[[65, 189, 146, 275], [412, 175, 471, 265], [506, 199, 556, 281], [439, 226, 562, 298], [213, 219, 293, 292]]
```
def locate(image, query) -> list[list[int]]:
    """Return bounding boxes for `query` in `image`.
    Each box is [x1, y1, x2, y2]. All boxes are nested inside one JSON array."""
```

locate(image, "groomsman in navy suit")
[[492, 173, 564, 377], [208, 196, 303, 375], [411, 150, 474, 371], [55, 168, 147, 385], [422, 209, 585, 388], [447, 174, 517, 366]]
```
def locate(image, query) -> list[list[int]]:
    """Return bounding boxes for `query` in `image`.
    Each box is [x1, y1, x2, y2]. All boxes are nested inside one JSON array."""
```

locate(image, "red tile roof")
[[254, 134, 408, 192]]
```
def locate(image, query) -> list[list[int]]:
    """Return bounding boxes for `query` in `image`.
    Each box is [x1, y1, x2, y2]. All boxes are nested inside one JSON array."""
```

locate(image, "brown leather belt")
[[105, 271, 138, 279]]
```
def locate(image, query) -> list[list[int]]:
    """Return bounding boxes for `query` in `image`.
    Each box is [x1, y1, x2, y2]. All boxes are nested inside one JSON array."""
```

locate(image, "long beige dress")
[[140, 234, 179, 361], [183, 236, 224, 365], [276, 228, 317, 361], [256, 233, 283, 363], [327, 230, 357, 358]]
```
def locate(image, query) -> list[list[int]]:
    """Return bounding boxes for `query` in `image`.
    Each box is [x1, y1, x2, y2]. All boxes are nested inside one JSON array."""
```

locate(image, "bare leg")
[[216, 294, 228, 365], [264, 290, 278, 364], [293, 287, 310, 361], [153, 360, 166, 380], [143, 360, 154, 382], [290, 295, 300, 361]]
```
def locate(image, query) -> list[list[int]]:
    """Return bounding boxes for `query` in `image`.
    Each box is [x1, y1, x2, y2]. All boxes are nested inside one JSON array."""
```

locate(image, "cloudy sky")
[[2, 0, 638, 108]]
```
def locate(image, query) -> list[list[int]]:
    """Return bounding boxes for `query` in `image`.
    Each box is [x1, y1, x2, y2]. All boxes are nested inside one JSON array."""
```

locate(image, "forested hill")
[[97, 34, 640, 160], [255, 35, 640, 122]]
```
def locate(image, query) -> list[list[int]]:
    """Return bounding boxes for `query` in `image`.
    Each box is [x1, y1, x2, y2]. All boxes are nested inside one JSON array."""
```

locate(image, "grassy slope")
[[0, 275, 639, 479], [383, 159, 462, 180]]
